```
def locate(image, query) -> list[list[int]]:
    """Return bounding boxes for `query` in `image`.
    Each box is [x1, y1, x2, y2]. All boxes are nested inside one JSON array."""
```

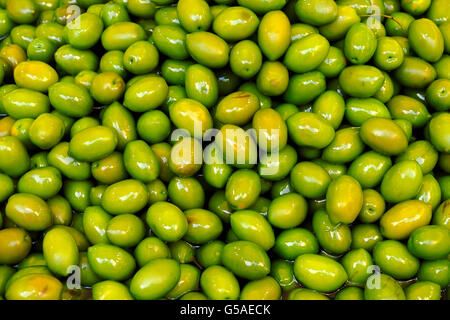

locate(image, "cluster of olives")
[[0, 0, 449, 301]]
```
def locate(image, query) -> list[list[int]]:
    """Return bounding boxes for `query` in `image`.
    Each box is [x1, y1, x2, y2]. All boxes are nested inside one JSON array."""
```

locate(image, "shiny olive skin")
[[375, 72, 396, 103], [358, 189, 386, 223], [5, 273, 62, 300], [29, 113, 65, 150], [5, 193, 52, 231], [123, 76, 169, 113], [48, 82, 93, 118], [240, 276, 281, 300], [360, 118, 408, 156], [312, 209, 352, 255], [380, 160, 423, 203], [200, 265, 240, 300], [147, 179, 168, 205], [169, 137, 203, 177], [322, 127, 364, 164], [428, 112, 450, 153], [294, 253, 348, 293], [0, 136, 30, 178], [409, 18, 444, 63], [405, 281, 441, 300], [426, 79, 450, 111], [256, 61, 289, 96], [313, 159, 347, 180], [185, 64, 218, 108], [345, 98, 391, 127], [14, 61, 58, 92], [344, 23, 377, 65], [212, 6, 259, 42], [166, 263, 200, 299], [123, 140, 160, 183], [101, 22, 146, 51], [82, 206, 112, 244], [318, 46, 347, 79], [258, 145, 297, 182], [134, 237, 171, 268], [257, 10, 291, 61], [186, 31, 229, 69], [288, 288, 329, 300], [290, 161, 331, 199], [183, 208, 222, 244], [433, 199, 450, 230], [169, 240, 195, 264], [43, 227, 79, 277], [0, 173, 14, 203], [63, 180, 93, 213], [48, 142, 91, 181], [92, 281, 133, 300], [152, 25, 187, 61], [339, 65, 384, 98], [102, 102, 137, 150], [71, 117, 99, 138], [407, 225, 450, 260], [380, 200, 432, 240], [69, 126, 117, 162], [284, 34, 330, 73], [270, 259, 297, 291], [2, 88, 50, 120], [90, 72, 126, 105], [100, 50, 127, 79], [54, 45, 99, 76], [169, 98, 212, 139], [100, 179, 147, 215], [203, 143, 233, 189], [364, 274, 406, 300], [326, 175, 363, 224], [284, 71, 327, 105], [417, 259, 450, 288], [215, 91, 259, 126], [352, 223, 383, 252], [123, 41, 159, 76], [229, 40, 263, 80], [221, 240, 270, 280], [318, 4, 360, 40], [295, 0, 337, 26], [230, 210, 275, 251], [177, 0, 212, 33], [252, 108, 288, 152], [273, 228, 319, 260], [387, 95, 431, 128], [137, 110, 171, 145], [88, 244, 136, 281], [225, 169, 261, 210], [267, 193, 307, 229], [396, 141, 438, 176], [146, 201, 188, 242], [312, 90, 345, 129], [373, 240, 420, 280], [208, 190, 234, 223], [348, 151, 392, 188], [341, 248, 373, 285], [374, 36, 404, 70], [287, 112, 335, 149], [17, 167, 62, 199], [196, 240, 224, 268], [394, 56, 437, 89], [106, 214, 145, 248], [335, 286, 365, 300], [0, 228, 32, 265]]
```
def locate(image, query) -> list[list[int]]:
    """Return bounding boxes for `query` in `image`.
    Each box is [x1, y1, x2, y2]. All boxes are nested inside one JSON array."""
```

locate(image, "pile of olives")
[[0, 0, 449, 301]]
